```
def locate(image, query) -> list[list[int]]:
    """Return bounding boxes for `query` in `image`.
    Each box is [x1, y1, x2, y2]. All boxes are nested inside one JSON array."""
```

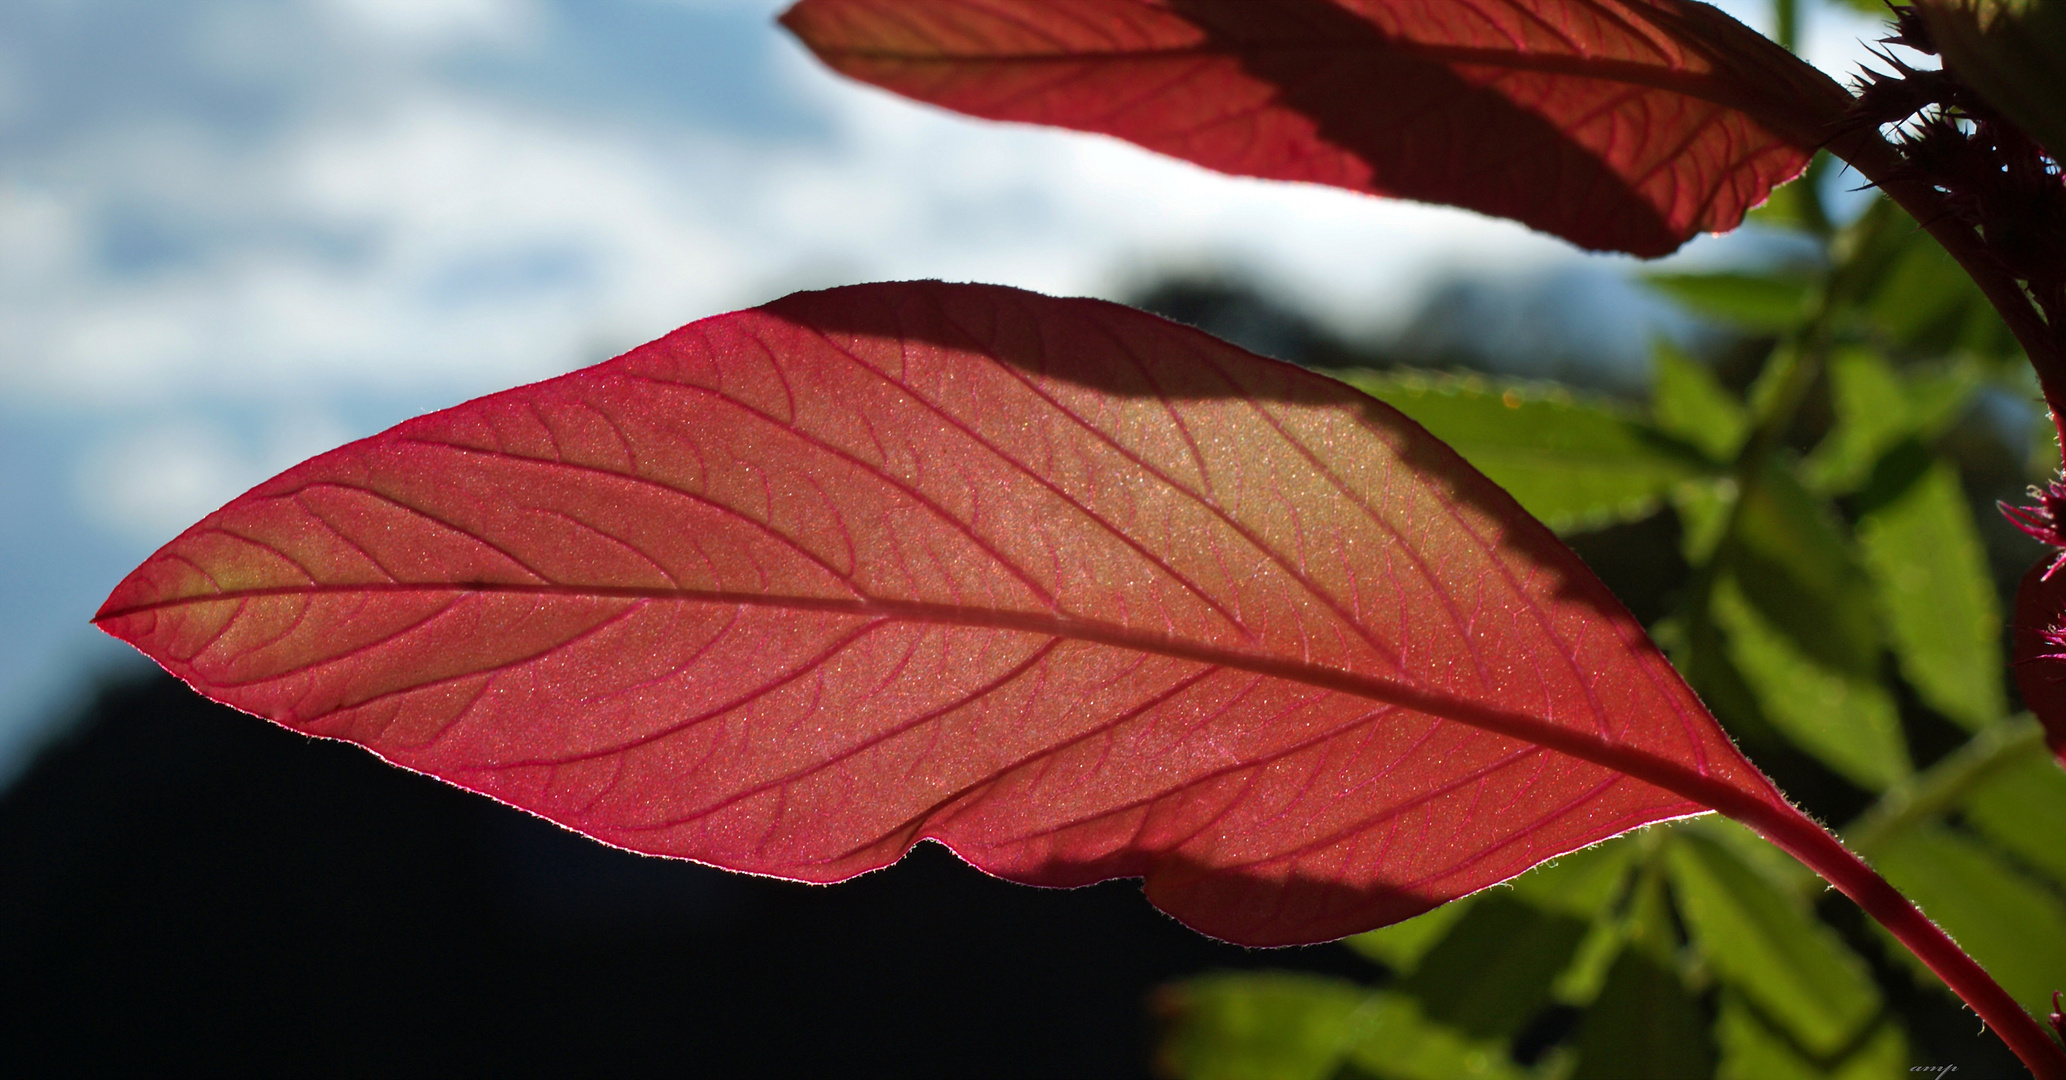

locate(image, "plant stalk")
[[1709, 789, 2066, 1079]]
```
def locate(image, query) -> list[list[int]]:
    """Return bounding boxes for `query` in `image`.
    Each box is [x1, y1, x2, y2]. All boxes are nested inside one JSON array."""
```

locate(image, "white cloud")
[[312, 0, 540, 51], [73, 411, 354, 542]]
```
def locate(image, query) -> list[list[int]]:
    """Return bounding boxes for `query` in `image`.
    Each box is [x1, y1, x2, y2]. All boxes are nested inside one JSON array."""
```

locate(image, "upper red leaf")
[[97, 282, 1785, 945], [780, 0, 1851, 257]]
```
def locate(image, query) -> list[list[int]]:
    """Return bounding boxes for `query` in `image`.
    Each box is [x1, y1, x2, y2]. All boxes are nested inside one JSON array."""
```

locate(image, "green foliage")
[[1158, 80, 2066, 1074], [1872, 824, 2066, 1019], [1341, 371, 1706, 531]]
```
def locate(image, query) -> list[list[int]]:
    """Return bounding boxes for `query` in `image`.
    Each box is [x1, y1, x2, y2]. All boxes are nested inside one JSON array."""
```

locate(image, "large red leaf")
[[780, 0, 1853, 257], [97, 282, 1786, 946]]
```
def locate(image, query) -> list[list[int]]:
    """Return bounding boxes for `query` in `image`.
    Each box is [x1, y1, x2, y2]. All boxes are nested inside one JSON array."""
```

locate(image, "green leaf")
[[1346, 836, 1633, 979], [1653, 343, 1750, 463], [1339, 994, 1526, 1080], [1155, 973, 1372, 1080], [1570, 951, 1715, 1080], [1870, 822, 2066, 1019], [1804, 350, 1980, 495], [1646, 271, 1818, 332], [1673, 480, 1738, 565], [1508, 836, 1641, 918], [1712, 575, 1911, 790], [1801, 349, 1912, 494], [1344, 899, 1479, 975], [1156, 975, 1528, 1080], [1665, 832, 1882, 1056], [1683, 817, 1818, 896], [1855, 453, 2006, 731], [1730, 460, 1882, 676], [1397, 896, 1590, 1040], [1715, 992, 1908, 1080], [1340, 370, 1708, 531], [1960, 750, 2066, 888], [1860, 221, 2020, 362]]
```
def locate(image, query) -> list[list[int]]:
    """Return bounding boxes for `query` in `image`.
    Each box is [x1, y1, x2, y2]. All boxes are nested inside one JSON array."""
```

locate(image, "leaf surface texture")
[[98, 282, 1780, 945], [780, 0, 1847, 256]]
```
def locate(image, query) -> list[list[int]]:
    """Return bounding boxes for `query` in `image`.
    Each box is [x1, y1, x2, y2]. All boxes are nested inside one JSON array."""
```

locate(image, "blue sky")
[[0, 0, 1884, 781]]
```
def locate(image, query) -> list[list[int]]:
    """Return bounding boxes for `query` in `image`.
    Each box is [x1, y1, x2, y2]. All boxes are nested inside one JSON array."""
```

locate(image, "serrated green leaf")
[[1344, 899, 1479, 975], [1646, 270, 1818, 332], [1398, 896, 1590, 1041], [1715, 992, 1908, 1080], [1666, 833, 1881, 1056], [1712, 574, 1911, 790], [1653, 343, 1750, 463], [1340, 370, 1708, 531], [1870, 822, 2066, 1019], [1960, 750, 2066, 888], [1155, 973, 1372, 1080], [1731, 460, 1882, 676], [1348, 838, 1635, 994], [1802, 348, 1916, 494], [1805, 351, 1981, 495], [1855, 455, 2006, 731]]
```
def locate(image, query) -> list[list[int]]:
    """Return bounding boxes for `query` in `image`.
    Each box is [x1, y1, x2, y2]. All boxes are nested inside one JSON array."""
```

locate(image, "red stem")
[[1834, 136, 2066, 437], [1712, 40, 2066, 1071], [1711, 787, 2066, 1079]]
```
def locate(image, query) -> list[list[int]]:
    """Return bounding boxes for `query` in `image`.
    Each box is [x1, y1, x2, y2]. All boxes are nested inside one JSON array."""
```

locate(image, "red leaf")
[[2012, 561, 2066, 769], [97, 282, 1785, 945], [780, 0, 1851, 257]]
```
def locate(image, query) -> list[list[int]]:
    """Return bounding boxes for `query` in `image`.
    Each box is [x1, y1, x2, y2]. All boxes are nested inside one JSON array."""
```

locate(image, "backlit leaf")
[[1665, 831, 1881, 1056], [1714, 992, 1907, 1080], [1803, 350, 1978, 496], [1871, 822, 2066, 1019], [1960, 751, 2066, 887], [1645, 270, 1818, 333], [1155, 973, 1374, 1080], [96, 282, 1787, 947], [1569, 872, 1715, 1079], [1858, 212, 2021, 362], [1854, 454, 2004, 732], [1730, 460, 1881, 676], [1652, 343, 1748, 464], [780, 0, 1845, 257], [1711, 575, 1909, 790], [1337, 993, 1527, 1080], [1344, 898, 1479, 974], [1396, 895, 1589, 1040], [1340, 370, 1708, 531]]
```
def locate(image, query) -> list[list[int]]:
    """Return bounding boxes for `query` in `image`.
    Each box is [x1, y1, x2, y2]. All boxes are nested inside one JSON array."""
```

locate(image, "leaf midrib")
[[101, 580, 1760, 816]]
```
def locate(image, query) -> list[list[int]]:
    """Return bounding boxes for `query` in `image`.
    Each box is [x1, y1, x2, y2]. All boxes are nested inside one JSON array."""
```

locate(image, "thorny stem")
[[1838, 136, 2066, 440]]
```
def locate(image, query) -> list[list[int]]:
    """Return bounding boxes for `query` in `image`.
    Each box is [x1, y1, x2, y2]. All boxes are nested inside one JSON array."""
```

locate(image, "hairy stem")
[[1712, 789, 2066, 1079]]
